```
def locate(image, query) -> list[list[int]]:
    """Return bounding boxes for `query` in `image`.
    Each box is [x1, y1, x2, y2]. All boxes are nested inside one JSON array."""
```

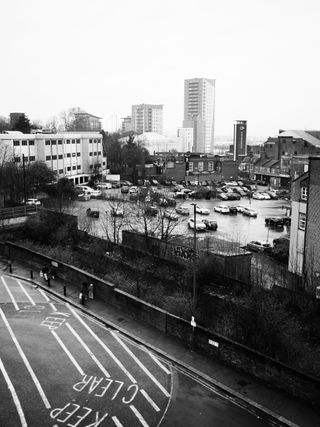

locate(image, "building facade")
[[121, 116, 133, 133], [233, 120, 247, 160], [73, 112, 102, 132], [288, 157, 320, 295], [177, 127, 193, 152], [131, 104, 163, 134], [183, 78, 215, 153], [0, 132, 106, 185]]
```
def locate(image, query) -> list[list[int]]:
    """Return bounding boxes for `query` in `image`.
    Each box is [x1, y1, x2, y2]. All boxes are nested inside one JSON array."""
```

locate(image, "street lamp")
[[190, 202, 197, 349]]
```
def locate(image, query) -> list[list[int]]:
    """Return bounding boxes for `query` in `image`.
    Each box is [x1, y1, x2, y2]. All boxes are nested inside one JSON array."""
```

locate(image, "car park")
[[188, 218, 206, 231], [214, 205, 230, 214], [201, 219, 218, 230], [265, 217, 285, 228], [163, 210, 179, 221], [26, 198, 42, 206], [195, 205, 210, 215], [175, 205, 190, 215], [247, 240, 272, 252], [242, 207, 258, 217]]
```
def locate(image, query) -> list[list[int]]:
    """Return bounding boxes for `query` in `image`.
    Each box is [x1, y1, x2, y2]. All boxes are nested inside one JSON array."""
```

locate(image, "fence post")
[[30, 269, 33, 280]]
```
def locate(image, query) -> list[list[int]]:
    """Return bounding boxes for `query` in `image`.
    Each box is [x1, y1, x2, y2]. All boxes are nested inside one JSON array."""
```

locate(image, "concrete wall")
[[2, 241, 320, 407]]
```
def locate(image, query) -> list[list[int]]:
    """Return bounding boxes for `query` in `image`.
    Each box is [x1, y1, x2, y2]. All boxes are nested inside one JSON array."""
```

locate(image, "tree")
[[0, 116, 10, 133], [121, 135, 150, 181], [26, 161, 56, 195], [13, 115, 31, 133]]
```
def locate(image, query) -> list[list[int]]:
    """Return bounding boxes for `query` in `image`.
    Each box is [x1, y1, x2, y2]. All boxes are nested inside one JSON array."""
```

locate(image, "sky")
[[1, 0, 320, 138]]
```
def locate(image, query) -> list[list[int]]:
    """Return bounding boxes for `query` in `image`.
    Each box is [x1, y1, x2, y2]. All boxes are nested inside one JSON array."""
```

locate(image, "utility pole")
[[190, 202, 197, 349], [22, 154, 26, 204]]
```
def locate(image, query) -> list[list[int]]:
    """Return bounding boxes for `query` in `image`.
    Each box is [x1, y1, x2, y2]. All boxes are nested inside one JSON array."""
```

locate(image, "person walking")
[[88, 283, 94, 300]]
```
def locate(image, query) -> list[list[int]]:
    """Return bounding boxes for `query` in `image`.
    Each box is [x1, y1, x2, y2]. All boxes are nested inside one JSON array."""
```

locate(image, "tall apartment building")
[[0, 132, 106, 185], [183, 78, 216, 153], [121, 116, 133, 133], [131, 104, 163, 134]]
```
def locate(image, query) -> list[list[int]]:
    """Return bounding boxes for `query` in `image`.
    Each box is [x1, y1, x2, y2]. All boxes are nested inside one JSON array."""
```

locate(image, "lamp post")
[[190, 202, 197, 349]]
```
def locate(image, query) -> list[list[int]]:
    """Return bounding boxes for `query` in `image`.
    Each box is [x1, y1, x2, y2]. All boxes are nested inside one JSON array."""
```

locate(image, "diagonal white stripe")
[[1, 276, 19, 310], [38, 289, 50, 302], [112, 416, 124, 427], [66, 322, 110, 378], [148, 351, 171, 375], [129, 405, 150, 427], [51, 330, 85, 376], [0, 308, 51, 409], [0, 357, 27, 426], [140, 389, 160, 412], [17, 279, 35, 305], [67, 304, 136, 383], [110, 331, 170, 397]]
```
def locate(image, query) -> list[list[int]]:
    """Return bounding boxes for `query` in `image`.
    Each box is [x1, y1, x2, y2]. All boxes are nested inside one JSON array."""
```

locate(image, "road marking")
[[67, 305, 136, 383], [1, 276, 19, 310], [17, 279, 36, 305], [110, 331, 170, 398], [51, 330, 85, 376], [50, 303, 57, 311], [140, 389, 160, 412], [112, 416, 124, 427], [38, 288, 50, 302], [0, 357, 27, 426], [130, 405, 150, 427], [66, 322, 110, 378], [0, 308, 51, 409], [147, 351, 171, 375]]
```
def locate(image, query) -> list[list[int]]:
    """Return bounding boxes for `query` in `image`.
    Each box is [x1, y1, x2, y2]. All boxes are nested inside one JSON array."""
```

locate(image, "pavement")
[[1, 256, 320, 427]]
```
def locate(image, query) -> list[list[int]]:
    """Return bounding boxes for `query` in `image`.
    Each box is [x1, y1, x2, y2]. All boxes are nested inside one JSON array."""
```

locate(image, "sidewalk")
[[2, 258, 320, 427]]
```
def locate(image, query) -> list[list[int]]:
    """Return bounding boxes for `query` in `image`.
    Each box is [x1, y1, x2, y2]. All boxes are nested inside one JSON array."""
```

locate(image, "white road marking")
[[66, 322, 110, 378], [0, 357, 27, 426], [148, 351, 171, 375], [51, 330, 85, 376], [110, 331, 170, 398], [130, 405, 150, 427], [50, 303, 57, 311], [1, 276, 19, 310], [112, 416, 124, 427], [17, 279, 36, 305], [0, 308, 51, 409], [38, 289, 50, 302], [140, 389, 160, 412], [67, 304, 136, 383]]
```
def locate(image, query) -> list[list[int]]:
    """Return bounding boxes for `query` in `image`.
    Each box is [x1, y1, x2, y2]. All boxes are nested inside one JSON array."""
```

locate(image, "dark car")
[[86, 208, 99, 218], [229, 206, 238, 215], [201, 219, 218, 230], [265, 217, 285, 228], [226, 193, 241, 201], [145, 206, 158, 216], [247, 240, 272, 253]]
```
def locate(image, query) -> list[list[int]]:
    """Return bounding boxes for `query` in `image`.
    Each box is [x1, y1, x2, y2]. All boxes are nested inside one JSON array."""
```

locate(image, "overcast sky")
[[1, 0, 320, 137]]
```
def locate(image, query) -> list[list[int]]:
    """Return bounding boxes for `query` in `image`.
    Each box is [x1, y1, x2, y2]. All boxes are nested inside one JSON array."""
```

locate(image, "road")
[[0, 272, 280, 426]]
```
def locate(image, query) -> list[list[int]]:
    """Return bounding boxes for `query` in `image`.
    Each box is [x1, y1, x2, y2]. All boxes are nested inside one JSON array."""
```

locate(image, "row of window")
[[14, 156, 36, 162], [89, 139, 101, 143], [13, 140, 35, 146], [299, 212, 306, 230], [89, 152, 102, 156], [188, 161, 214, 172], [45, 139, 80, 145]]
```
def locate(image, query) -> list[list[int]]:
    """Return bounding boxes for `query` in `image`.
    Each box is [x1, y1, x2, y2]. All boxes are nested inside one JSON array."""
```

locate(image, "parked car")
[[256, 180, 268, 186], [217, 193, 229, 200], [175, 205, 190, 215], [129, 186, 138, 194], [145, 206, 158, 216], [252, 192, 264, 200], [195, 205, 210, 215], [247, 240, 272, 253], [229, 206, 238, 215], [188, 218, 206, 231], [242, 207, 258, 217], [26, 198, 41, 206], [265, 217, 285, 228], [260, 192, 271, 200], [86, 208, 99, 218], [96, 182, 112, 189], [151, 179, 159, 186], [227, 193, 241, 201], [214, 205, 230, 214], [78, 193, 91, 201], [110, 207, 124, 217], [201, 219, 218, 230], [121, 185, 129, 194], [236, 205, 245, 213], [89, 189, 102, 198], [266, 191, 278, 199], [163, 210, 179, 221]]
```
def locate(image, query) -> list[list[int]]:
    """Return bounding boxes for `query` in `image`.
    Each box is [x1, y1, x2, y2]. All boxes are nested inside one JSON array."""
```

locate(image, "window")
[[29, 140, 34, 146], [52, 155, 57, 160], [301, 187, 308, 201], [76, 139, 80, 144], [77, 165, 81, 169], [58, 154, 63, 159], [22, 140, 28, 146], [90, 165, 93, 169], [51, 140, 56, 145], [45, 140, 50, 145], [89, 139, 93, 143], [94, 152, 97, 156], [13, 140, 20, 146], [67, 166, 71, 171], [77, 152, 81, 157], [58, 140, 63, 145], [29, 156, 35, 161], [72, 139, 75, 144], [299, 212, 306, 230], [14, 157, 21, 162], [208, 161, 214, 171], [198, 161, 204, 172], [67, 153, 71, 158], [72, 153, 76, 157], [89, 152, 93, 156], [66, 139, 70, 144], [46, 155, 51, 161], [97, 151, 101, 155], [189, 162, 194, 172], [59, 169, 63, 174]]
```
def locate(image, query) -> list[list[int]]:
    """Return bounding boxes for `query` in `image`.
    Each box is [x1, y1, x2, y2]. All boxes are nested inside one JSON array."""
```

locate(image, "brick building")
[[288, 157, 320, 294]]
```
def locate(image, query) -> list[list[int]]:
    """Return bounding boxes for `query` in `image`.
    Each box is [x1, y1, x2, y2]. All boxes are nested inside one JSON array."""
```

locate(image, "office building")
[[73, 112, 102, 132], [121, 116, 133, 133], [233, 120, 247, 160], [177, 127, 193, 152], [131, 104, 163, 134], [183, 78, 215, 153], [0, 131, 106, 185]]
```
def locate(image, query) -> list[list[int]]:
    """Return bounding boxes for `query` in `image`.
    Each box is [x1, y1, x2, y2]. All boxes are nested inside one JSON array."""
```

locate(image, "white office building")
[[177, 127, 194, 152], [131, 104, 163, 134], [183, 78, 216, 153], [0, 131, 106, 185]]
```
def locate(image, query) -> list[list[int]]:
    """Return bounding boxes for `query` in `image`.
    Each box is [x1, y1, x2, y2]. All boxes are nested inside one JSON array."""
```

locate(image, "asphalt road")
[[0, 272, 280, 426]]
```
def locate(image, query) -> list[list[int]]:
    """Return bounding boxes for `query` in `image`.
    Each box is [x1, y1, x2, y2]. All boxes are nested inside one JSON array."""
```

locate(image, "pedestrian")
[[42, 264, 49, 281], [88, 283, 94, 300], [81, 281, 88, 300]]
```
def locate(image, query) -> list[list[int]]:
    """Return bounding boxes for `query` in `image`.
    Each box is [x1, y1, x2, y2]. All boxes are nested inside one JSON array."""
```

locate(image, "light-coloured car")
[[188, 218, 206, 231], [175, 205, 190, 215], [96, 182, 112, 189], [163, 211, 179, 221], [260, 192, 271, 200], [236, 205, 246, 213], [195, 205, 210, 215], [242, 207, 258, 217], [26, 198, 41, 206], [252, 192, 264, 200], [214, 205, 230, 214], [247, 240, 272, 252], [129, 186, 138, 194], [110, 207, 124, 217]]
